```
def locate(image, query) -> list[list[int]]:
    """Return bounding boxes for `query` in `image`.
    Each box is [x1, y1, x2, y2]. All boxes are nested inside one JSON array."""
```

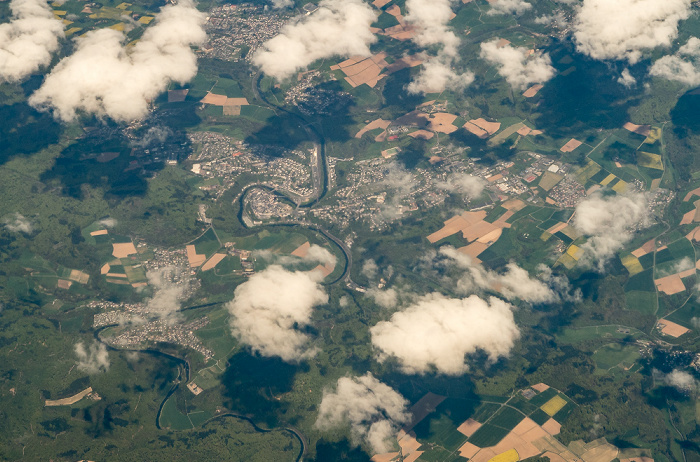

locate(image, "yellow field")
[[566, 244, 583, 260], [576, 160, 601, 183], [612, 179, 628, 193], [540, 231, 552, 242], [557, 253, 577, 269], [539, 171, 564, 191], [600, 173, 616, 186], [560, 226, 581, 241], [488, 449, 519, 462], [638, 152, 663, 170], [621, 254, 643, 275], [541, 396, 567, 416], [644, 127, 662, 144]]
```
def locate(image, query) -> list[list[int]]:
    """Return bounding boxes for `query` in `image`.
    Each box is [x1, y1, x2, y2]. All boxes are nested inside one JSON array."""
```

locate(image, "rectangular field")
[[467, 423, 511, 448], [540, 396, 567, 416]]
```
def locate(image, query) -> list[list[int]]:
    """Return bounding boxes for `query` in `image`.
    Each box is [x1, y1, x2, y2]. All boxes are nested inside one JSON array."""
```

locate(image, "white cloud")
[[439, 246, 557, 303], [406, 56, 474, 94], [367, 288, 399, 309], [573, 192, 650, 270], [534, 12, 568, 28], [29, 0, 206, 122], [305, 244, 337, 267], [144, 267, 189, 322], [480, 40, 555, 90], [405, 0, 460, 57], [404, 0, 474, 94], [75, 341, 110, 374], [659, 257, 695, 278], [536, 264, 582, 302], [487, 0, 533, 16], [270, 0, 293, 8], [252, 0, 377, 81], [0, 0, 64, 82], [362, 259, 379, 281], [254, 244, 336, 268], [133, 126, 173, 148], [435, 173, 486, 199], [573, 0, 692, 64], [379, 163, 419, 220], [617, 68, 637, 87], [370, 294, 519, 375], [650, 37, 700, 86], [664, 369, 697, 392], [98, 217, 117, 228], [3, 213, 32, 233], [315, 373, 410, 454], [227, 265, 327, 362]]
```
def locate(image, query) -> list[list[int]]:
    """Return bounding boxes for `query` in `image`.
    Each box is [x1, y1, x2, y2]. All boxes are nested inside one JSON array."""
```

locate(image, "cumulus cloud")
[[573, 0, 692, 64], [0, 0, 64, 82], [270, 0, 293, 8], [536, 264, 582, 302], [367, 288, 399, 309], [405, 0, 459, 57], [29, 0, 206, 122], [534, 11, 568, 28], [659, 257, 695, 278], [3, 213, 32, 233], [573, 192, 650, 270], [406, 56, 474, 94], [664, 369, 697, 392], [404, 0, 474, 94], [435, 173, 486, 199], [315, 373, 410, 454], [371, 294, 519, 374], [438, 246, 558, 303], [75, 341, 110, 374], [362, 259, 379, 281], [650, 37, 700, 86], [143, 267, 189, 322], [379, 163, 419, 220], [227, 265, 327, 361], [252, 0, 377, 81], [254, 244, 336, 268], [487, 0, 533, 16], [480, 40, 555, 90], [617, 68, 637, 87], [133, 126, 173, 148], [99, 217, 117, 228]]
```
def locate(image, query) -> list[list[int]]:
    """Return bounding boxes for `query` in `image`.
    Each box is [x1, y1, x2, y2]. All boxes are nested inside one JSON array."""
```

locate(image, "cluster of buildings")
[[284, 74, 352, 117], [547, 176, 586, 208], [201, 4, 290, 61], [188, 131, 314, 201], [245, 188, 294, 220], [106, 317, 214, 360]]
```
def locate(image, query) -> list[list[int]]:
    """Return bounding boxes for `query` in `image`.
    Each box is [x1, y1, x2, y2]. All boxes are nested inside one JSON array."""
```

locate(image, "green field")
[[625, 291, 658, 315], [557, 325, 643, 344], [592, 343, 641, 371], [159, 395, 194, 430], [467, 423, 511, 448], [192, 228, 222, 259], [488, 406, 525, 430]]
